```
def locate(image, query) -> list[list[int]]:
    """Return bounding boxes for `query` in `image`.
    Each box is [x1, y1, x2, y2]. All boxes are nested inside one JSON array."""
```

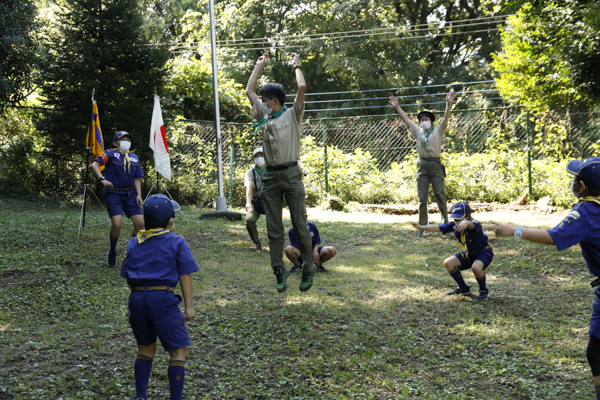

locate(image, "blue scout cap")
[[567, 157, 600, 190], [114, 130, 132, 142], [143, 194, 180, 221], [449, 201, 471, 219]]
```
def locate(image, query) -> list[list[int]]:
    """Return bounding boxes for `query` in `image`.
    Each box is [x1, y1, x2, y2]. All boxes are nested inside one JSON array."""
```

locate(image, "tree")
[[0, 0, 39, 105], [492, 0, 600, 112], [37, 0, 171, 159]]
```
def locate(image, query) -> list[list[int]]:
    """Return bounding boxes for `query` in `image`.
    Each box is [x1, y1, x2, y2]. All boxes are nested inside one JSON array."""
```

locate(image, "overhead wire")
[[301, 98, 504, 113]]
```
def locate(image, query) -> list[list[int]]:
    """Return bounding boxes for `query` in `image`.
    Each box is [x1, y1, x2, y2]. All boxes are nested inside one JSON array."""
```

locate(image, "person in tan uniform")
[[389, 89, 457, 235], [245, 53, 316, 293], [245, 147, 266, 250]]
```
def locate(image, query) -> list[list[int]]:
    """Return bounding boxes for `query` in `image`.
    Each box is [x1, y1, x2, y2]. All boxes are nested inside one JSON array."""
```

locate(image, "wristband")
[[514, 226, 522, 240], [294, 64, 302, 70], [99, 176, 106, 181]]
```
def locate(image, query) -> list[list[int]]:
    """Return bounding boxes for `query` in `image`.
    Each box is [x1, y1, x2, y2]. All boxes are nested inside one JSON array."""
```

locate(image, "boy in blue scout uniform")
[[120, 194, 199, 400], [91, 131, 144, 267], [285, 213, 337, 273], [492, 157, 600, 399], [412, 201, 493, 300]]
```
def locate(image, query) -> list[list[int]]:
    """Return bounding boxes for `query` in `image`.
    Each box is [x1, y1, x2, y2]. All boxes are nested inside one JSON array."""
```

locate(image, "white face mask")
[[421, 120, 431, 130], [571, 180, 582, 197], [119, 141, 131, 151], [261, 100, 274, 115], [255, 157, 265, 167]]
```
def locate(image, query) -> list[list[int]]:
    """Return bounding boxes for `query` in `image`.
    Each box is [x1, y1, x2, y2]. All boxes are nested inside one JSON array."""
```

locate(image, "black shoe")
[[477, 289, 489, 300], [316, 265, 327, 272], [447, 286, 470, 296], [107, 251, 117, 267], [290, 265, 302, 273]]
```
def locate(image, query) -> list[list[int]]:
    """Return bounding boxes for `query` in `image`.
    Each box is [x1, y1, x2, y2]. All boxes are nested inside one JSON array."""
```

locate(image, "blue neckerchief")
[[251, 105, 287, 134]]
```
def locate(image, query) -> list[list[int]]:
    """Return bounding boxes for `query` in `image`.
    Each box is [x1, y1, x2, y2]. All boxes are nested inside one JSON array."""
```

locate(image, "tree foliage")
[[37, 0, 171, 159], [493, 0, 600, 112], [0, 0, 39, 104]]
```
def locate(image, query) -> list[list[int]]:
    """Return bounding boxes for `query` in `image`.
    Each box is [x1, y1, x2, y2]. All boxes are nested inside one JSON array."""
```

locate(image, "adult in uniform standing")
[[245, 52, 315, 293], [245, 147, 266, 250], [491, 157, 600, 399], [388, 90, 456, 233], [91, 131, 144, 266]]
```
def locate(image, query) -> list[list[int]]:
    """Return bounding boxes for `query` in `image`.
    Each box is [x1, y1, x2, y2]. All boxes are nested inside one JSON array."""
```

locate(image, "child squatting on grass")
[[411, 201, 493, 300], [491, 157, 600, 400], [120, 194, 199, 400]]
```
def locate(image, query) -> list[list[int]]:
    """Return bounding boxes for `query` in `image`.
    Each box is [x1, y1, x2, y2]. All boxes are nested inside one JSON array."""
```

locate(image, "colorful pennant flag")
[[86, 101, 105, 171]]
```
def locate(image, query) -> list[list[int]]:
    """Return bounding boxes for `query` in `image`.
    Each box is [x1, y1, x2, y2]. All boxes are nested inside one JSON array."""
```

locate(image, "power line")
[[286, 80, 496, 97], [302, 97, 504, 113]]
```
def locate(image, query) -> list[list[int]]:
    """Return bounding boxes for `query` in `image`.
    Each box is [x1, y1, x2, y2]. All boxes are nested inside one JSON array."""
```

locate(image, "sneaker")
[[107, 251, 117, 267], [447, 286, 471, 296], [250, 241, 262, 251], [290, 265, 302, 273], [477, 289, 489, 300], [274, 268, 289, 293], [299, 266, 316, 292], [316, 265, 327, 272]]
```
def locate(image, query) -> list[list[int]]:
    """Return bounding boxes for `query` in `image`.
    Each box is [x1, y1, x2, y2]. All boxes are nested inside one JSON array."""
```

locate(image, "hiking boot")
[[316, 265, 327, 272], [251, 241, 262, 251], [299, 266, 316, 292], [447, 286, 471, 296], [274, 268, 289, 293], [290, 264, 302, 273], [476, 289, 489, 300], [107, 251, 117, 267]]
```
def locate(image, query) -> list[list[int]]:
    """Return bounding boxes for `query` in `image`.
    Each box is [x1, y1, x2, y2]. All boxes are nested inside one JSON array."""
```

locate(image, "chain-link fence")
[[167, 109, 599, 203]]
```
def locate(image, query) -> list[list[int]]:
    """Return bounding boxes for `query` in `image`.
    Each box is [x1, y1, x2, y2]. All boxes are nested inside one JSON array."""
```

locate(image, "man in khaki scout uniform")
[[389, 89, 457, 234], [244, 147, 266, 250], [245, 52, 316, 293]]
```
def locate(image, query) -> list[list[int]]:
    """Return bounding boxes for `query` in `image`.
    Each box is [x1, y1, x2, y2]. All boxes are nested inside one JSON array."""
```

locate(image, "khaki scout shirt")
[[408, 119, 446, 158], [244, 167, 263, 197], [251, 99, 304, 166]]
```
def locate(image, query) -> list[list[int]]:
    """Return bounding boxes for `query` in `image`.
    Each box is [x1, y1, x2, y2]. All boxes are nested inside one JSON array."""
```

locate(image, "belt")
[[468, 245, 491, 254], [591, 278, 600, 288], [106, 187, 134, 192], [420, 157, 441, 161], [131, 286, 174, 292], [266, 161, 298, 171]]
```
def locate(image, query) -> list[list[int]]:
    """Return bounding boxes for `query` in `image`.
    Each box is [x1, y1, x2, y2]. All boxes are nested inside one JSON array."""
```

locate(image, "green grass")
[[0, 197, 594, 399]]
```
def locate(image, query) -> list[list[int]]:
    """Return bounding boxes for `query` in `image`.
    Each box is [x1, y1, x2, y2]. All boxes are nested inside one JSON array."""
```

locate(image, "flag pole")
[[82, 88, 95, 229]]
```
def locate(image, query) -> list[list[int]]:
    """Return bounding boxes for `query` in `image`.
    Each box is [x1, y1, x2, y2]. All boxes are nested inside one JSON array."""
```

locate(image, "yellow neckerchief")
[[137, 228, 170, 244], [115, 147, 131, 174], [456, 217, 472, 256], [579, 196, 600, 207]]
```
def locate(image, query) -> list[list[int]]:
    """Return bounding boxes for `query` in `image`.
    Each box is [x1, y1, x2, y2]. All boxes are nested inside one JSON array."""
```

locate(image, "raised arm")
[[291, 53, 306, 111], [440, 89, 456, 132], [388, 96, 412, 128], [245, 54, 269, 106]]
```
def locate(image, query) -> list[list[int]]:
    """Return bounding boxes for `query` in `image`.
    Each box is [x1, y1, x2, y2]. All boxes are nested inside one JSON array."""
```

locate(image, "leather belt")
[[266, 161, 298, 171]]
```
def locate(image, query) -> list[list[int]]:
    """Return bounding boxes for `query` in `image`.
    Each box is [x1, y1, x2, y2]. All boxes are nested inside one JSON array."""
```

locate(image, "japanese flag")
[[149, 95, 171, 181]]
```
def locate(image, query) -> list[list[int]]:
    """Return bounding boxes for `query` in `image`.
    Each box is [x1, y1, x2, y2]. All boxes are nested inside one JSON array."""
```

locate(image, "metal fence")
[[168, 108, 600, 200]]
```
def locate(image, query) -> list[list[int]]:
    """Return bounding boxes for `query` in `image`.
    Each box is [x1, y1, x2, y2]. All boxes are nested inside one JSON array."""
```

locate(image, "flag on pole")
[[149, 95, 171, 181], [86, 101, 105, 171]]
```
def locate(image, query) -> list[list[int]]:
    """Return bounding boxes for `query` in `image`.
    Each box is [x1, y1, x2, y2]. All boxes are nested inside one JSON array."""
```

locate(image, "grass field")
[[0, 197, 595, 399]]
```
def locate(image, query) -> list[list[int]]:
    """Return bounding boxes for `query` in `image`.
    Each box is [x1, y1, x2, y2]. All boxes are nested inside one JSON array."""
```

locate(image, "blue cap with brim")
[[567, 157, 600, 190], [114, 130, 132, 142], [449, 201, 471, 219], [143, 194, 180, 222]]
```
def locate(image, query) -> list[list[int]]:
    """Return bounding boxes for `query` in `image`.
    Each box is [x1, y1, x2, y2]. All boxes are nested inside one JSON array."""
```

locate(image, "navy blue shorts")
[[590, 288, 600, 338], [298, 246, 323, 265], [127, 289, 191, 351], [105, 191, 142, 218], [454, 249, 493, 271]]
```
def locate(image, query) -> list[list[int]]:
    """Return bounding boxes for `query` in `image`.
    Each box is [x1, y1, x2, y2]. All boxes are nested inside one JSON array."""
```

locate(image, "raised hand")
[[256, 54, 269, 69], [446, 89, 456, 104], [290, 52, 300, 66], [388, 96, 399, 108]]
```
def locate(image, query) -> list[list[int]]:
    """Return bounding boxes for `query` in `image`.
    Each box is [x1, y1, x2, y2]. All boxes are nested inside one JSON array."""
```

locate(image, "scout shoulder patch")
[[567, 210, 581, 220]]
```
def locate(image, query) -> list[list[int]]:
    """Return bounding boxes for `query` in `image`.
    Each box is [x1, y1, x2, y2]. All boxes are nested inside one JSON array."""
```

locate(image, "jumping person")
[[389, 90, 457, 235], [91, 131, 144, 267], [245, 147, 266, 250], [491, 157, 600, 399], [411, 201, 493, 300], [286, 212, 337, 273], [245, 52, 316, 293], [120, 194, 199, 400]]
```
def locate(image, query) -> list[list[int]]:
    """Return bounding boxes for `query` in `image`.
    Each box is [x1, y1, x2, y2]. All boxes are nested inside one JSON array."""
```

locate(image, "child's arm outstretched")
[[490, 221, 555, 245], [179, 273, 195, 322], [410, 222, 441, 232]]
